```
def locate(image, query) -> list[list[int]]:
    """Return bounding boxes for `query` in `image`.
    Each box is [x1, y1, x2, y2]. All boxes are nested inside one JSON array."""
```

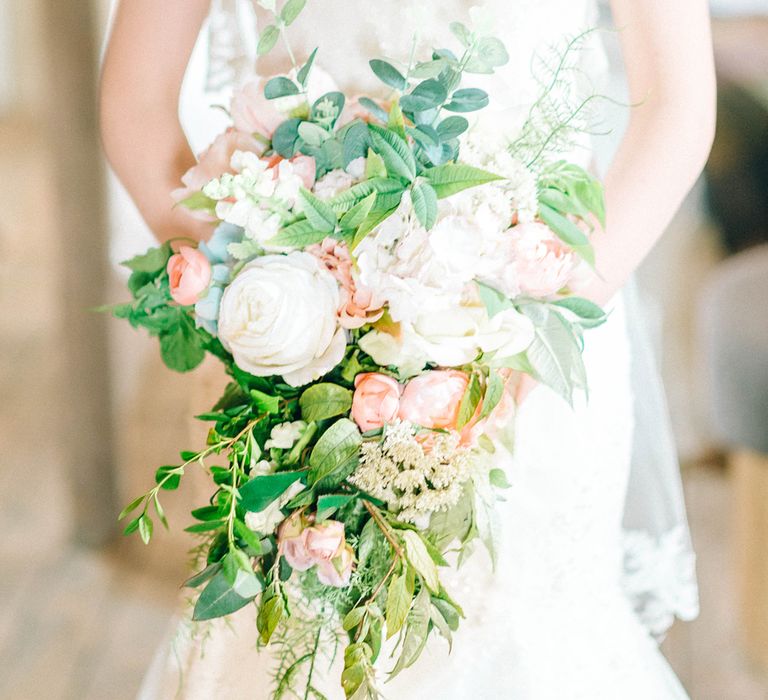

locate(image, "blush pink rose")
[[509, 221, 577, 297], [264, 153, 317, 191], [307, 238, 385, 329], [230, 79, 286, 137], [351, 373, 401, 432], [303, 520, 345, 562], [316, 543, 355, 587], [171, 129, 264, 217], [277, 513, 315, 571], [167, 246, 212, 306], [398, 370, 470, 431]]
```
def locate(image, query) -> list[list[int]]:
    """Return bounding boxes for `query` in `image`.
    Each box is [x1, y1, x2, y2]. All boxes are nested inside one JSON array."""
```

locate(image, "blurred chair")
[[699, 244, 768, 672]]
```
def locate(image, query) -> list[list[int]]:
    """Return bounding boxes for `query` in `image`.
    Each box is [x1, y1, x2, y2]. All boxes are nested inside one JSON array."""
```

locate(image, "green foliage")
[[423, 163, 502, 198], [193, 569, 256, 621], [410, 179, 438, 230], [240, 471, 304, 513], [299, 383, 353, 422], [307, 418, 362, 488]]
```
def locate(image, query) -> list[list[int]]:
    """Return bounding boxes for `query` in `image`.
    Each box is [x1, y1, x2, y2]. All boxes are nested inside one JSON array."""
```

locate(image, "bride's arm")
[[579, 0, 717, 304], [100, 0, 212, 243]]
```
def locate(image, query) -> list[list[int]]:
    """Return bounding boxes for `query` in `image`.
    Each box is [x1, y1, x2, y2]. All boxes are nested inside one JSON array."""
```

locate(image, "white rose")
[[245, 480, 305, 535], [362, 304, 534, 371], [218, 252, 347, 386], [265, 421, 307, 450]]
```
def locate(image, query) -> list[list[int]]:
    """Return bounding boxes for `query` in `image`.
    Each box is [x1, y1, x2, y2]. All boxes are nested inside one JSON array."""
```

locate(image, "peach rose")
[[316, 543, 355, 587], [264, 153, 317, 191], [351, 373, 401, 432], [167, 246, 212, 306], [277, 513, 315, 571], [398, 370, 469, 430], [307, 238, 385, 329], [171, 129, 264, 216], [303, 520, 345, 562], [230, 79, 286, 137]]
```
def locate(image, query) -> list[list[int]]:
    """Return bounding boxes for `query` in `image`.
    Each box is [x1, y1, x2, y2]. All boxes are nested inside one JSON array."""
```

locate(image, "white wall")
[[0, 0, 16, 113]]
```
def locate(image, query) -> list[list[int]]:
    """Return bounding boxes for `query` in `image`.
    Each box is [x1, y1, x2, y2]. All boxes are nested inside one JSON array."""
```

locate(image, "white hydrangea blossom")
[[348, 420, 476, 524]]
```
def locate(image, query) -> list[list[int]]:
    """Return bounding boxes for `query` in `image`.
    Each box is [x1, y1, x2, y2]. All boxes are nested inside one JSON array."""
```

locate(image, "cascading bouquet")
[[112, 3, 607, 698]]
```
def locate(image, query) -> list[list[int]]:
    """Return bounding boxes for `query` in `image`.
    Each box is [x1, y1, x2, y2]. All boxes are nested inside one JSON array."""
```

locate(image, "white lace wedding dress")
[[140, 1, 694, 698]]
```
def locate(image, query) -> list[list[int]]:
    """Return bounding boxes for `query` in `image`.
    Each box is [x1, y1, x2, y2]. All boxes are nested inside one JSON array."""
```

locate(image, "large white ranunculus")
[[217, 252, 346, 386]]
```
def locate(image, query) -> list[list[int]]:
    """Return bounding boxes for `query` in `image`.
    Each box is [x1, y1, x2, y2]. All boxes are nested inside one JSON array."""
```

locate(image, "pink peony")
[[316, 543, 355, 587], [509, 221, 577, 297], [303, 520, 345, 562], [277, 513, 315, 571], [265, 153, 317, 191], [166, 246, 212, 306], [171, 129, 264, 217], [307, 238, 385, 329], [398, 370, 469, 431], [351, 373, 401, 432], [230, 79, 286, 137]]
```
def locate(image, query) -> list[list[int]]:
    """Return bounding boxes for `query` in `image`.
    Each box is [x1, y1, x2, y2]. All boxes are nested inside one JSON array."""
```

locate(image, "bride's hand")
[[100, 0, 214, 243]]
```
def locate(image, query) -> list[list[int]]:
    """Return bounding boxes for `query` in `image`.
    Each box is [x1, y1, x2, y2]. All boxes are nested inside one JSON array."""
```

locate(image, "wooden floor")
[[2, 120, 768, 700]]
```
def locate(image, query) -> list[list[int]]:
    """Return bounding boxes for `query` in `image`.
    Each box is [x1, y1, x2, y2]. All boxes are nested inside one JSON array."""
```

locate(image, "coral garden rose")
[[166, 246, 212, 306], [217, 252, 346, 386], [308, 238, 385, 329], [171, 129, 263, 215], [230, 79, 286, 137], [351, 373, 401, 432], [398, 370, 469, 430], [303, 520, 346, 562], [509, 221, 577, 297], [316, 543, 355, 588]]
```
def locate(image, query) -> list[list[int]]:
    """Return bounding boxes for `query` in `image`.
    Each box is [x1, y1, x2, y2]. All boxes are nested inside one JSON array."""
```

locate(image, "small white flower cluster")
[[203, 151, 305, 244], [348, 420, 475, 524]]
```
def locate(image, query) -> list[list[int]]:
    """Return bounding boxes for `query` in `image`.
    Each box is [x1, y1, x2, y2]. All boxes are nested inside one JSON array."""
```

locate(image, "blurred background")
[[1, 1, 767, 698]]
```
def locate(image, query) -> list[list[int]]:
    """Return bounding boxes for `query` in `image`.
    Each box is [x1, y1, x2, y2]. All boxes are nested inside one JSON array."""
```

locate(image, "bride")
[[100, 1, 715, 698]]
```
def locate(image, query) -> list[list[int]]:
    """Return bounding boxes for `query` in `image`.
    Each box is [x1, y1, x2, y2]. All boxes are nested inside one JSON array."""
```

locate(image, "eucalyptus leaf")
[[257, 24, 280, 56], [280, 0, 306, 25], [264, 76, 300, 100], [369, 59, 407, 91], [443, 87, 489, 113], [358, 97, 389, 123], [271, 118, 302, 157], [436, 116, 469, 141], [400, 79, 447, 113], [297, 47, 318, 87], [297, 121, 329, 147]]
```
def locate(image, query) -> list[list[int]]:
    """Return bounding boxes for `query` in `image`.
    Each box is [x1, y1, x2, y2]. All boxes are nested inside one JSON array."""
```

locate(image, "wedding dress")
[[139, 1, 696, 698]]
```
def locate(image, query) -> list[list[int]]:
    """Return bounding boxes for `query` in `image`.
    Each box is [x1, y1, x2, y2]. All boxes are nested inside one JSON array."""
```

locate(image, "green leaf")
[[316, 493, 357, 521], [443, 87, 489, 113], [387, 100, 407, 140], [402, 530, 440, 593], [249, 388, 281, 414], [311, 91, 345, 127], [358, 97, 389, 123], [159, 318, 206, 373], [449, 21, 472, 47], [352, 205, 398, 250], [456, 373, 482, 430], [239, 471, 304, 512], [184, 563, 222, 589], [389, 586, 431, 678], [193, 570, 254, 621], [266, 219, 328, 248], [190, 505, 223, 521], [155, 465, 182, 491], [339, 192, 377, 232], [296, 47, 318, 87], [298, 187, 338, 233], [271, 118, 302, 158], [307, 418, 362, 487], [369, 59, 407, 91], [233, 519, 264, 553], [138, 514, 153, 545], [436, 116, 469, 141], [489, 468, 512, 489], [475, 280, 512, 319], [474, 37, 510, 68], [257, 594, 284, 644], [341, 120, 371, 166], [328, 177, 404, 214], [342, 606, 367, 631], [280, 0, 306, 25], [257, 24, 280, 56], [400, 79, 447, 113], [428, 483, 473, 550], [298, 120, 329, 147], [299, 382, 353, 422], [538, 203, 594, 265], [364, 149, 387, 180], [368, 124, 416, 182], [410, 179, 438, 230], [118, 496, 145, 521], [423, 163, 502, 198], [184, 520, 225, 533], [264, 76, 300, 100], [551, 296, 607, 328], [121, 242, 172, 274], [177, 191, 217, 214], [385, 573, 413, 639], [479, 370, 505, 420]]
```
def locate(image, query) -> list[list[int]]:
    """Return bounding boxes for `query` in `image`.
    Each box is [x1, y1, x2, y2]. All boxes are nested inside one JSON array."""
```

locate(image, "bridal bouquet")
[[113, 3, 606, 697]]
